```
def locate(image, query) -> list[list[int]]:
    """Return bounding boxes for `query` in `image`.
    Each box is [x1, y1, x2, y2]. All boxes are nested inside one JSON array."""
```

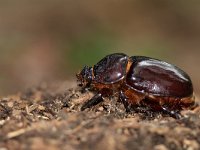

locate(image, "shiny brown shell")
[[126, 56, 193, 98], [93, 53, 128, 84]]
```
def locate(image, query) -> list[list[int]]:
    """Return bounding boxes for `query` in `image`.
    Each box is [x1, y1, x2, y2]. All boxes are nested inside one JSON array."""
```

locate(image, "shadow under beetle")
[[76, 53, 195, 118]]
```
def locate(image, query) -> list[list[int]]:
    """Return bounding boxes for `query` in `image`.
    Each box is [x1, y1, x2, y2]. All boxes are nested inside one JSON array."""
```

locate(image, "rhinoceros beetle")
[[76, 53, 195, 118]]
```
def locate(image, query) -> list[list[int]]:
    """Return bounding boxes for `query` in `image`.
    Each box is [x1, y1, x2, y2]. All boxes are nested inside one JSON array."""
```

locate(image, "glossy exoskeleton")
[[76, 53, 195, 118]]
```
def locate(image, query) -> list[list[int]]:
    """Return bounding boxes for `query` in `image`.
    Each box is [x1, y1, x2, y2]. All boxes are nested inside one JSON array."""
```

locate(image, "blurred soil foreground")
[[0, 80, 200, 150]]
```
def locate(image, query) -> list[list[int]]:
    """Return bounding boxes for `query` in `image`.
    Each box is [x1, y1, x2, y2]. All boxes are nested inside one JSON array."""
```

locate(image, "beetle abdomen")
[[126, 56, 193, 97]]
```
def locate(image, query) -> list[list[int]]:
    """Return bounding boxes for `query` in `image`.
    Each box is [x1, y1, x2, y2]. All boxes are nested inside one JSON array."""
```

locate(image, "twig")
[[6, 127, 33, 139]]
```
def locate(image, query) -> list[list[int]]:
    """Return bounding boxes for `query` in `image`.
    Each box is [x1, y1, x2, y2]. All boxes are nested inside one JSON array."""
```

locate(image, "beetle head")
[[76, 66, 93, 88]]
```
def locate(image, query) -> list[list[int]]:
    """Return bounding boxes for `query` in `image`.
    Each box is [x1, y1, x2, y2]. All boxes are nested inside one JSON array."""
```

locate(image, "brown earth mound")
[[0, 81, 200, 150]]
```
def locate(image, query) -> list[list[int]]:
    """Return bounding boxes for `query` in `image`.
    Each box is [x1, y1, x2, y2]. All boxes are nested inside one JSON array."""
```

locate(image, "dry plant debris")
[[0, 81, 199, 150]]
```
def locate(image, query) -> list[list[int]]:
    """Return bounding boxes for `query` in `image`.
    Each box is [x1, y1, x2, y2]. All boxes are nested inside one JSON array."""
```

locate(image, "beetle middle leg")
[[119, 91, 132, 112], [142, 98, 182, 119], [81, 93, 103, 111]]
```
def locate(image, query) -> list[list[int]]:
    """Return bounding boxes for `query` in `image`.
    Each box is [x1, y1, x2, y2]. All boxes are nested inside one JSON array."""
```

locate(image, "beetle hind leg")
[[161, 105, 182, 119]]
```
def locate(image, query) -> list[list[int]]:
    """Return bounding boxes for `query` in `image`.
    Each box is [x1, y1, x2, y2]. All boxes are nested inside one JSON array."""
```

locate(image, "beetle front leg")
[[119, 91, 132, 112], [81, 93, 103, 111]]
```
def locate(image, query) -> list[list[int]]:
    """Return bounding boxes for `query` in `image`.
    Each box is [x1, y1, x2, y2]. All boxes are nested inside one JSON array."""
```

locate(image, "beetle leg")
[[81, 93, 103, 111], [161, 105, 182, 119], [119, 91, 132, 112], [81, 87, 90, 93]]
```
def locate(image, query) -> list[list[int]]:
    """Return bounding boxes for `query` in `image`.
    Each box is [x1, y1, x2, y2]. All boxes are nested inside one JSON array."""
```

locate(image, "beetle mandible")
[[76, 53, 195, 118]]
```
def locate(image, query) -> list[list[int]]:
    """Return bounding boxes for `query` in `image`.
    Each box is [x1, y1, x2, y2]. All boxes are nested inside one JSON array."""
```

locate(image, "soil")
[[0, 80, 200, 150]]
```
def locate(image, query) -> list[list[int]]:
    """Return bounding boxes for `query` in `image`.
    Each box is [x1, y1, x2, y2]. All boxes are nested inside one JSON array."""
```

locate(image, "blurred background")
[[0, 0, 199, 96]]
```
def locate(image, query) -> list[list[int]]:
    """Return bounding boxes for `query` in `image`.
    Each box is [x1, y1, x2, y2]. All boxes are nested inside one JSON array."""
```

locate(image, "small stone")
[[154, 144, 169, 150], [38, 105, 45, 110], [98, 106, 104, 111], [7, 102, 14, 108]]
